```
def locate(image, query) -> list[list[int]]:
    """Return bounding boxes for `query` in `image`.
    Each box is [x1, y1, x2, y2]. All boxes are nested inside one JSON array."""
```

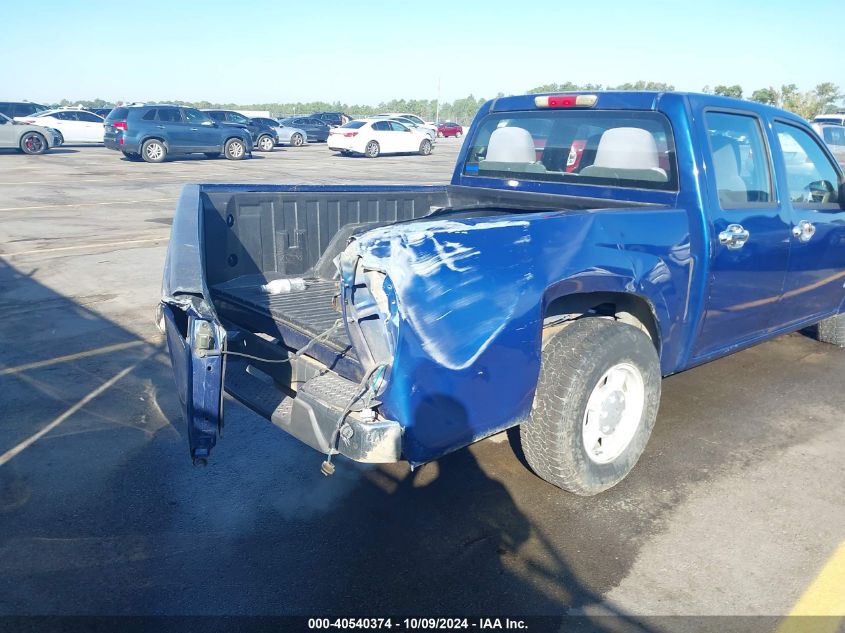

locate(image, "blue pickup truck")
[[159, 91, 845, 495]]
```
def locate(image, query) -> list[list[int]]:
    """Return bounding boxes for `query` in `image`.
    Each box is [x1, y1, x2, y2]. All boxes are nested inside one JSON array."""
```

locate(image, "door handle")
[[792, 220, 816, 242], [156, 125, 165, 129], [718, 223, 750, 250], [189, 127, 199, 131]]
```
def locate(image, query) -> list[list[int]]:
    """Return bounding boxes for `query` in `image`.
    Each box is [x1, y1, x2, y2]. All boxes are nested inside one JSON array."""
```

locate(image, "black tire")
[[364, 140, 380, 158], [520, 318, 661, 496], [816, 314, 845, 346], [204, 152, 221, 159], [224, 138, 247, 160], [290, 132, 304, 147], [141, 139, 166, 163], [419, 139, 433, 156], [256, 134, 275, 152], [122, 151, 142, 161], [20, 132, 47, 155]]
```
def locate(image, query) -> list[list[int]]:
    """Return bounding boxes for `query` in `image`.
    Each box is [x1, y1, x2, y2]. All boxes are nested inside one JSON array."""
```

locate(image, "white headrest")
[[593, 127, 661, 170], [485, 127, 536, 163]]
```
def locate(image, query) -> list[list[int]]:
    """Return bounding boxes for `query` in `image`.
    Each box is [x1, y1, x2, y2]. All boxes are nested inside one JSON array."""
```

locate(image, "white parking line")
[[2, 236, 170, 257], [0, 198, 173, 212], [0, 352, 153, 467]]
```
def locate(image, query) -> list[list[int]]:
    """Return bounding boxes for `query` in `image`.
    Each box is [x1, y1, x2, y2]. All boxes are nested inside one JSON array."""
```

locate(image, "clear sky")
[[1, 0, 842, 105]]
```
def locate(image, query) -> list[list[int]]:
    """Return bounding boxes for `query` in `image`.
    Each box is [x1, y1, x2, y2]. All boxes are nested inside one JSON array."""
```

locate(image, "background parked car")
[[0, 101, 48, 119], [202, 110, 277, 151], [0, 112, 61, 154], [15, 108, 104, 143], [812, 122, 845, 166], [278, 116, 331, 142], [328, 118, 433, 157], [370, 115, 437, 141], [437, 121, 463, 137], [814, 113, 845, 126], [103, 105, 253, 163], [378, 112, 437, 139], [250, 117, 308, 147], [89, 107, 115, 118], [311, 112, 350, 127]]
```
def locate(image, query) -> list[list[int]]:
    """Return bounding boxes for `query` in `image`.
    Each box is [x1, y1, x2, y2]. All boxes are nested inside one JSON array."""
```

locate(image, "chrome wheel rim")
[[259, 136, 272, 150], [292, 134, 302, 146], [582, 362, 645, 464], [230, 141, 244, 158], [145, 143, 163, 160], [366, 142, 378, 156], [23, 133, 44, 152]]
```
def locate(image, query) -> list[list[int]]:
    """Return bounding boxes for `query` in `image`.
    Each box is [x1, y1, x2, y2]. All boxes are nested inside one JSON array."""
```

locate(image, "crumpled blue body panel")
[[342, 207, 694, 464]]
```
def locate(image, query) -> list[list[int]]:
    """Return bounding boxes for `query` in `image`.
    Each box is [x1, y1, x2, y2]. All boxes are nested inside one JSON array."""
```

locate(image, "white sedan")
[[328, 119, 433, 158], [15, 108, 105, 143]]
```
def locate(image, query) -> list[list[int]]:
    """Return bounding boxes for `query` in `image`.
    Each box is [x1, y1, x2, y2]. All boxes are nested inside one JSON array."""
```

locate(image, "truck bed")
[[211, 279, 348, 351]]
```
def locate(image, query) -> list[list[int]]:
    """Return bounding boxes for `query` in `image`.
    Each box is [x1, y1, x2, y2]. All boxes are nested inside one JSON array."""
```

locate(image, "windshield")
[[463, 110, 677, 191]]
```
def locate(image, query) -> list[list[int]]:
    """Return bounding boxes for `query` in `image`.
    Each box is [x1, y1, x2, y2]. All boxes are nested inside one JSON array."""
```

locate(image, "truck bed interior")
[[200, 186, 451, 379]]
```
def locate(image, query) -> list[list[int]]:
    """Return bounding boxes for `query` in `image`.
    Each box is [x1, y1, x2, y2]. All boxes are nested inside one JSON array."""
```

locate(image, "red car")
[[437, 121, 463, 138]]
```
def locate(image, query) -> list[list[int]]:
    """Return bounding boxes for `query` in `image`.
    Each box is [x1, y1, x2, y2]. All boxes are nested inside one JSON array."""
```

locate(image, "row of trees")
[[54, 81, 842, 125], [525, 81, 843, 121]]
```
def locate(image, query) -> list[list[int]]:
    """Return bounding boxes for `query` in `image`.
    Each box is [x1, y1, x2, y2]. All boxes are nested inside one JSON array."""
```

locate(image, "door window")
[[705, 112, 773, 208], [372, 121, 391, 131], [77, 112, 103, 122], [822, 126, 845, 146], [389, 121, 409, 132], [774, 122, 841, 206], [183, 108, 212, 124], [156, 108, 182, 122]]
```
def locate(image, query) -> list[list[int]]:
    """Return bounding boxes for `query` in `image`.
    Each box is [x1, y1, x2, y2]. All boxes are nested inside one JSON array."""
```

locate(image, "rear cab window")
[[463, 110, 678, 191]]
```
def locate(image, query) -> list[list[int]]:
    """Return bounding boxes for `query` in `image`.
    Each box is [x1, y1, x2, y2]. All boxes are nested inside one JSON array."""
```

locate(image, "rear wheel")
[[365, 140, 380, 158], [520, 318, 661, 496], [141, 139, 166, 163], [224, 138, 246, 160], [20, 132, 47, 155], [257, 135, 274, 152], [290, 132, 304, 147], [204, 152, 221, 159], [419, 139, 433, 156]]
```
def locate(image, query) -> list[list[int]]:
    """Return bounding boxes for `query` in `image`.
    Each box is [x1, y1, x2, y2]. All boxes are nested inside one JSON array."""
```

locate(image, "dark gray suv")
[[103, 105, 253, 163]]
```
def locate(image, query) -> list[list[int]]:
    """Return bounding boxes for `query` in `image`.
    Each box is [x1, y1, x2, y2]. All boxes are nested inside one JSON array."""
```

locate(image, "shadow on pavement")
[[0, 257, 658, 631]]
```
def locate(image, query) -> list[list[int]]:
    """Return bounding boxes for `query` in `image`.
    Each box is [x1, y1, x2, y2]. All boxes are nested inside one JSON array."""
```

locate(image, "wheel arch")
[[542, 290, 662, 355]]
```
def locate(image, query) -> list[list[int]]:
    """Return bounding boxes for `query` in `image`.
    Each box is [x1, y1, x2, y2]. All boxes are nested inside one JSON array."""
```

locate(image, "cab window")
[[774, 122, 841, 206], [705, 111, 773, 208]]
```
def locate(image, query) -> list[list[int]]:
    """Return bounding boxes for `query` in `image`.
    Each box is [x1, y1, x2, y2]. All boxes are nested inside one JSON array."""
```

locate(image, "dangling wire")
[[320, 363, 384, 477], [218, 319, 344, 364]]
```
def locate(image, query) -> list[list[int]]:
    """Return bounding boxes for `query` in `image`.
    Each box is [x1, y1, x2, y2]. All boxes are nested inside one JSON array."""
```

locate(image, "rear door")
[[692, 108, 791, 360], [76, 111, 105, 142], [770, 120, 845, 327], [0, 115, 17, 146]]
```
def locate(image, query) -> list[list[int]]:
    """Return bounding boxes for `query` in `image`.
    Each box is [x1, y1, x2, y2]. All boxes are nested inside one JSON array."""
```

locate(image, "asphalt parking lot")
[[1, 141, 844, 629]]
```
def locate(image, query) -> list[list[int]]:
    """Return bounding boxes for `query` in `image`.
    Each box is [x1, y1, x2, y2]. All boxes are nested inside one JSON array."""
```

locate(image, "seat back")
[[580, 127, 668, 182], [710, 136, 748, 205], [479, 126, 547, 173]]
